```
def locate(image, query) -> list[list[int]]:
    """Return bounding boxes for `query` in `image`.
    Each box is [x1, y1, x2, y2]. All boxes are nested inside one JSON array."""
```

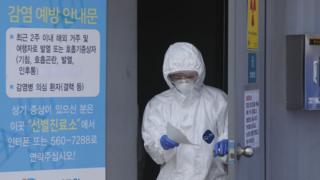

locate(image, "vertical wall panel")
[[107, 0, 137, 179], [267, 0, 320, 180]]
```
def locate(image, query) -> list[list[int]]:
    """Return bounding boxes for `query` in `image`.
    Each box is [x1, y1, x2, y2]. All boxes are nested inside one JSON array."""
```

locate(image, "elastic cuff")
[[216, 133, 228, 142], [162, 148, 176, 162]]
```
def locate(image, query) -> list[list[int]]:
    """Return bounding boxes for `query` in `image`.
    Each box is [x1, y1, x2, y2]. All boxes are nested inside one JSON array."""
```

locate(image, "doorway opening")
[[137, 1, 228, 179]]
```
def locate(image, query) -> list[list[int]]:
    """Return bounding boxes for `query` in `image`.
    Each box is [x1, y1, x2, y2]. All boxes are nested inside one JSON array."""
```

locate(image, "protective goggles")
[[168, 70, 198, 83]]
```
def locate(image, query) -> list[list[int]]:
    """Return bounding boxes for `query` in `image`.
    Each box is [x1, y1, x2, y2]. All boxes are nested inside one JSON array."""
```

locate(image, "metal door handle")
[[313, 60, 319, 84], [236, 144, 254, 160]]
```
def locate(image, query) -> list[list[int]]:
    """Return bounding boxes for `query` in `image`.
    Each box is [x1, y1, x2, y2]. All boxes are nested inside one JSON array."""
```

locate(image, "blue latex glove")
[[160, 135, 179, 150], [214, 139, 228, 157]]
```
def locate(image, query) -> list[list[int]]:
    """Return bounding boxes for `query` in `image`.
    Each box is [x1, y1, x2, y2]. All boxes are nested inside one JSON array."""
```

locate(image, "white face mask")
[[173, 79, 195, 96]]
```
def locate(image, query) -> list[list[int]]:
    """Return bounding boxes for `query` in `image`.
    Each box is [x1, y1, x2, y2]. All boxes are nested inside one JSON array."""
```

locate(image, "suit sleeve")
[[213, 92, 228, 164], [141, 99, 176, 165], [216, 92, 228, 142]]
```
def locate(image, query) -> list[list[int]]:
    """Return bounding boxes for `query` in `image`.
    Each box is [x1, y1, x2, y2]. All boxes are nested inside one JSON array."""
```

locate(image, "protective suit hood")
[[163, 42, 206, 89]]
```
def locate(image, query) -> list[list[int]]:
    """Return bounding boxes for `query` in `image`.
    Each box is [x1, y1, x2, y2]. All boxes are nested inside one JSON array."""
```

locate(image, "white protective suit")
[[142, 42, 228, 180]]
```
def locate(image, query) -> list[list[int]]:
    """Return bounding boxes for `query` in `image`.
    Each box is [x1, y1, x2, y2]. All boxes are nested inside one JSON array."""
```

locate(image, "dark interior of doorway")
[[138, 1, 228, 179]]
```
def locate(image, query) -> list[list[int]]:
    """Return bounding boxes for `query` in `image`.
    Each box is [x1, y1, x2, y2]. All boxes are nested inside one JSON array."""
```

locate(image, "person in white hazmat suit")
[[142, 42, 228, 180]]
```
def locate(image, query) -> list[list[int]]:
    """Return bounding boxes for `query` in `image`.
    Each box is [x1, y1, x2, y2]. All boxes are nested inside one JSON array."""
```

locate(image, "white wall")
[[266, 0, 320, 179]]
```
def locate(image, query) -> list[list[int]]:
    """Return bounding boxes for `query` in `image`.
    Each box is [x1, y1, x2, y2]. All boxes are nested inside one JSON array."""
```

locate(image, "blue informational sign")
[[305, 35, 320, 110], [248, 53, 257, 83], [0, 0, 106, 179]]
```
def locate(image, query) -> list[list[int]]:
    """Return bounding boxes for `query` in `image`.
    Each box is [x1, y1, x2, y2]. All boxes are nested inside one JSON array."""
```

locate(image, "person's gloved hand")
[[160, 135, 179, 150], [214, 139, 228, 157]]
